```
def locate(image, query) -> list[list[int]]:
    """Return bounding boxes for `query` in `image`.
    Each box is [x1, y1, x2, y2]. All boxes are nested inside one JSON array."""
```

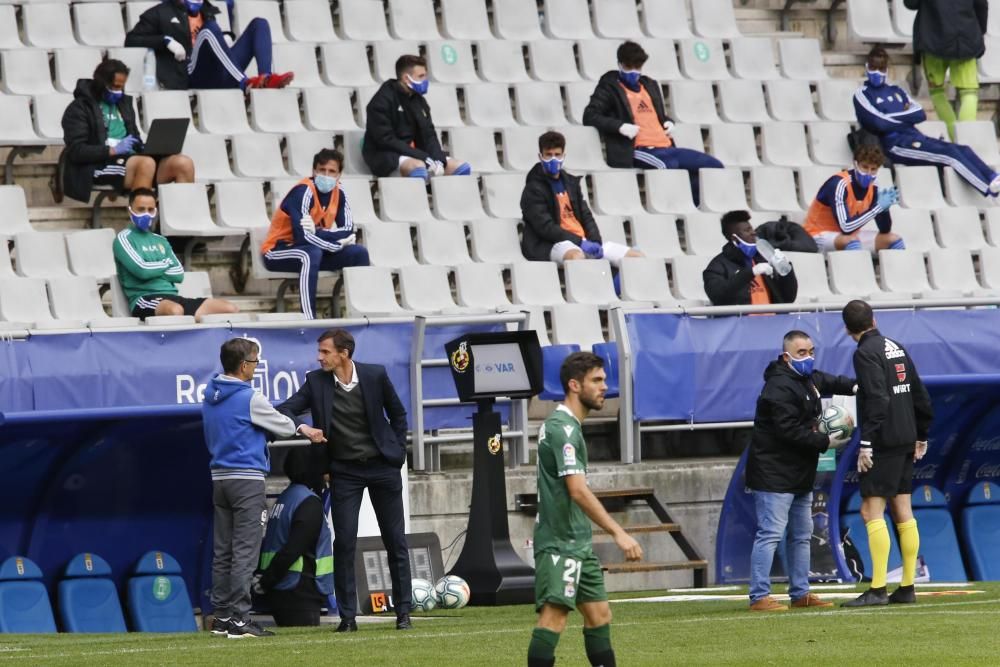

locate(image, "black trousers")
[[329, 458, 411, 619]]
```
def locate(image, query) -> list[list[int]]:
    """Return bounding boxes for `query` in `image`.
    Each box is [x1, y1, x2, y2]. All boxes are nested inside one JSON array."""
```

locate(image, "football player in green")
[[528, 351, 643, 667]]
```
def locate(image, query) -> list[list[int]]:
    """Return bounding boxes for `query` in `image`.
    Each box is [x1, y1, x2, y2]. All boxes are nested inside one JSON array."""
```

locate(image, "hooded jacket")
[[582, 71, 670, 168], [124, 0, 223, 90], [703, 242, 798, 306], [202, 374, 298, 480], [61, 79, 144, 203], [747, 358, 857, 494], [519, 162, 602, 261], [904, 0, 987, 61], [362, 79, 447, 177]]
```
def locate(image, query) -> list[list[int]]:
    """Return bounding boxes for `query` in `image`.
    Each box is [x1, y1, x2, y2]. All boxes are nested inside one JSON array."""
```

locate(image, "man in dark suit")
[[277, 328, 411, 631]]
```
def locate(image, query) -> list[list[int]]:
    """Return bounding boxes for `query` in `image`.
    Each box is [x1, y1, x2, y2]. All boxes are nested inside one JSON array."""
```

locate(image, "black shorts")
[[860, 449, 914, 498], [131, 294, 205, 320]]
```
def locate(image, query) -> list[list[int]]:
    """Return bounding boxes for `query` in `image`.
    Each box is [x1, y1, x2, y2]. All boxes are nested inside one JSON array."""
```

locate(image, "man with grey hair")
[[202, 337, 326, 638]]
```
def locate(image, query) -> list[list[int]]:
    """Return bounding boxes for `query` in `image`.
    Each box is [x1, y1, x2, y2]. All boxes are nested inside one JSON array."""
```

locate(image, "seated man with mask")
[[703, 210, 798, 307], [256, 446, 332, 627], [261, 148, 370, 319], [804, 144, 904, 253]]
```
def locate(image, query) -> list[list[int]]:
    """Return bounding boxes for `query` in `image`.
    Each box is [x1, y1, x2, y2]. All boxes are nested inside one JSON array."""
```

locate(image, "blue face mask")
[[854, 167, 876, 189], [540, 156, 563, 177], [103, 88, 123, 105], [733, 236, 757, 260], [129, 208, 156, 232], [618, 68, 641, 91], [185, 0, 203, 15], [787, 354, 815, 377], [314, 174, 338, 194], [865, 68, 886, 87], [406, 75, 429, 96]]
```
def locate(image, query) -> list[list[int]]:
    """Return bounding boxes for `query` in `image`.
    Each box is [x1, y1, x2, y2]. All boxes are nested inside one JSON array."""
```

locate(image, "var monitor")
[[445, 330, 543, 401]]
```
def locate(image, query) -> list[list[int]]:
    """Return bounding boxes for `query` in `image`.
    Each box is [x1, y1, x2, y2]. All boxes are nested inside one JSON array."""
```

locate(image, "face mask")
[[865, 68, 886, 87], [406, 74, 429, 96], [732, 235, 757, 260], [787, 354, 815, 377], [314, 174, 338, 194], [853, 165, 876, 189], [184, 0, 203, 15], [540, 156, 563, 177], [618, 68, 641, 90], [103, 88, 123, 105], [129, 207, 156, 232]]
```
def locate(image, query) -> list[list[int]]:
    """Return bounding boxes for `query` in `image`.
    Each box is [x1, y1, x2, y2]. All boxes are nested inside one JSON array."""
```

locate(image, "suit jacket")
[[277, 362, 409, 467]]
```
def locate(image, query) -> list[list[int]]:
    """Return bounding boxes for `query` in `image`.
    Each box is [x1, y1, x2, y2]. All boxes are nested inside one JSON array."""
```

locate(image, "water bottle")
[[756, 238, 793, 276], [142, 49, 157, 91]]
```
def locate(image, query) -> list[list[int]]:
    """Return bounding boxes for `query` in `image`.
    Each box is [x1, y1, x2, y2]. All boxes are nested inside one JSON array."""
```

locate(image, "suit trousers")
[[329, 458, 411, 619]]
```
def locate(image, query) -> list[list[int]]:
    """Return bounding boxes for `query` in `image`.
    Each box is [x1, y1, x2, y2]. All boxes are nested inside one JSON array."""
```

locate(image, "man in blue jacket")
[[202, 337, 325, 638], [854, 46, 1000, 197]]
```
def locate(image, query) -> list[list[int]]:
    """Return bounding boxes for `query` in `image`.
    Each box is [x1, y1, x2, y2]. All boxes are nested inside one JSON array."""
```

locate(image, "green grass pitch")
[[3, 584, 999, 666]]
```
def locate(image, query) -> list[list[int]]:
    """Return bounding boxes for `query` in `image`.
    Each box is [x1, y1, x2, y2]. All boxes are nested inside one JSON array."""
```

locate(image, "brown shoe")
[[791, 593, 833, 608], [749, 596, 788, 611]]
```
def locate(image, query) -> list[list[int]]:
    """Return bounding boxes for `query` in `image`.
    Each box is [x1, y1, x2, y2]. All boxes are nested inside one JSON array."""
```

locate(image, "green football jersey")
[[534, 405, 592, 555]]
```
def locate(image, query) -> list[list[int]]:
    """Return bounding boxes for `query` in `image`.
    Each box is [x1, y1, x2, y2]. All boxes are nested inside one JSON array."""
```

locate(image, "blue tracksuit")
[[854, 80, 997, 195], [188, 17, 273, 89]]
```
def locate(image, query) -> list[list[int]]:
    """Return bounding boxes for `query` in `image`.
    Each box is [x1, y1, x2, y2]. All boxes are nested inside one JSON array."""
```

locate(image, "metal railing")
[[409, 312, 532, 472]]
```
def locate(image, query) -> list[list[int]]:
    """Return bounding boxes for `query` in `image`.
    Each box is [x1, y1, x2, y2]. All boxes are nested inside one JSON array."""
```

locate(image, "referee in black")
[[841, 300, 933, 608]]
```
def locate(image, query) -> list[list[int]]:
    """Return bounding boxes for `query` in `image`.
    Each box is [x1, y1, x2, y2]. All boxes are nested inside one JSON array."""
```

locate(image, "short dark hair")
[[220, 338, 258, 374], [720, 210, 752, 237], [617, 41, 648, 69], [313, 148, 344, 171], [538, 131, 566, 153], [867, 45, 889, 69], [853, 144, 884, 167], [560, 351, 604, 393], [318, 328, 355, 358], [783, 330, 812, 351], [128, 187, 157, 206], [91, 58, 130, 99], [842, 299, 875, 334], [395, 54, 426, 78]]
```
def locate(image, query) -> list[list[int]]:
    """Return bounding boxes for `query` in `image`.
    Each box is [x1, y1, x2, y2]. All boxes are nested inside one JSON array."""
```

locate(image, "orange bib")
[[804, 171, 875, 236], [261, 178, 341, 254], [622, 83, 671, 149]]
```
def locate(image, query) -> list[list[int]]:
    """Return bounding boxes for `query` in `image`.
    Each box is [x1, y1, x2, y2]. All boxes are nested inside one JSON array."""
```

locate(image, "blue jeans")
[[749, 490, 812, 603]]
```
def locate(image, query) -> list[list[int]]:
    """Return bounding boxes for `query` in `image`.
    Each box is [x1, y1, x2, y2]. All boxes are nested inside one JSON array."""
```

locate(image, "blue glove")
[[580, 240, 603, 258], [876, 186, 898, 210], [114, 135, 140, 156]]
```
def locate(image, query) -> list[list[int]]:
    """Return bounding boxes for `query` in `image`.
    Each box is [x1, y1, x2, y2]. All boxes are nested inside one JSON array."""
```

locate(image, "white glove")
[[340, 233, 356, 247], [914, 441, 928, 461], [300, 218, 316, 235], [164, 36, 186, 62], [618, 123, 639, 139], [752, 262, 773, 277], [662, 120, 675, 134], [857, 446, 874, 473]]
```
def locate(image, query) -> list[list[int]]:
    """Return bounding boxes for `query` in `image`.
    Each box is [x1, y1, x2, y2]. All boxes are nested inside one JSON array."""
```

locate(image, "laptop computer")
[[142, 118, 190, 157]]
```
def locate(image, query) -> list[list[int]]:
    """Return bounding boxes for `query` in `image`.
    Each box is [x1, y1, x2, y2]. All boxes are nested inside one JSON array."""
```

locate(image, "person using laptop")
[[61, 58, 195, 203]]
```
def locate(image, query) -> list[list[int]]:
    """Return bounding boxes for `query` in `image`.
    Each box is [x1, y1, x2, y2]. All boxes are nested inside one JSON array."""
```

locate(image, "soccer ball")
[[411, 578, 437, 612], [434, 575, 471, 609], [818, 405, 854, 445]]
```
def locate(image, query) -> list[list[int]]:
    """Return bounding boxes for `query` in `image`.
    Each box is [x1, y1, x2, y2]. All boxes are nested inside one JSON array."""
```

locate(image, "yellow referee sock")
[[897, 519, 920, 587], [866, 518, 890, 589]]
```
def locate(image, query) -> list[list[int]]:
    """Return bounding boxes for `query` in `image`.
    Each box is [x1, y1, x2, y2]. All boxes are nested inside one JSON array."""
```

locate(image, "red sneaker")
[[264, 71, 295, 89]]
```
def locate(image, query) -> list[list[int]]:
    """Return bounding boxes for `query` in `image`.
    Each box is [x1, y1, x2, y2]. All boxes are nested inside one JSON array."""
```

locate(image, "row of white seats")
[[676, 248, 1000, 306], [0, 0, 742, 48]]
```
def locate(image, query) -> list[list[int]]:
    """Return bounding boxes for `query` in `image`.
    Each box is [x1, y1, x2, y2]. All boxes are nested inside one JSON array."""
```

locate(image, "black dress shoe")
[[841, 587, 889, 607], [889, 584, 916, 604], [396, 613, 411, 630], [335, 619, 358, 632]]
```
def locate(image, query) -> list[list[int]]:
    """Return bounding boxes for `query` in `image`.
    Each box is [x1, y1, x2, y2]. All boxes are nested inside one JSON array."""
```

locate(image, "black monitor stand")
[[448, 398, 535, 605]]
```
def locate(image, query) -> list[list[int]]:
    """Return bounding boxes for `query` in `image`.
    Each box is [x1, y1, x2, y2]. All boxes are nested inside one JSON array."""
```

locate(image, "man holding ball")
[[746, 330, 857, 611]]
